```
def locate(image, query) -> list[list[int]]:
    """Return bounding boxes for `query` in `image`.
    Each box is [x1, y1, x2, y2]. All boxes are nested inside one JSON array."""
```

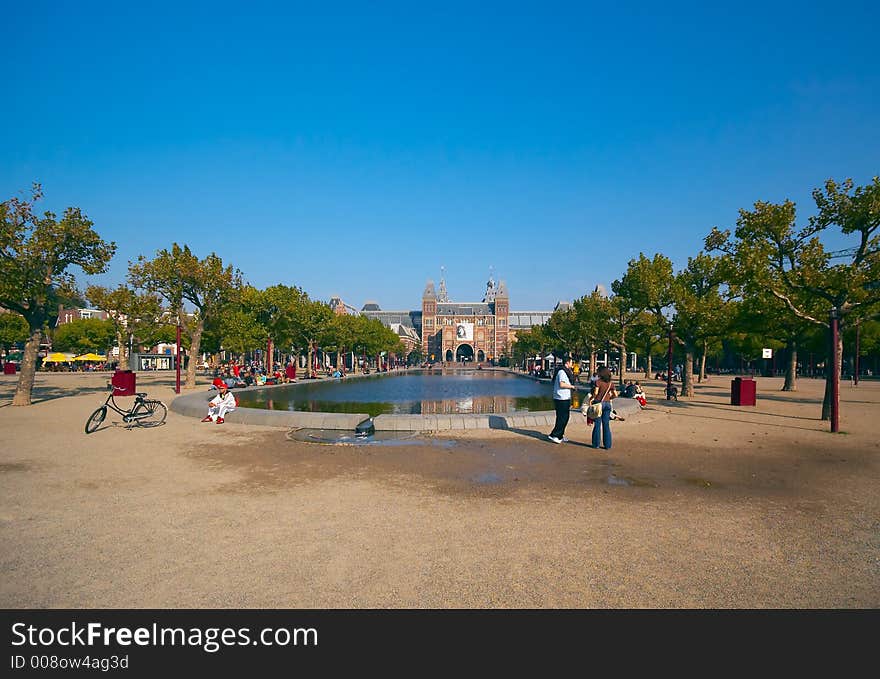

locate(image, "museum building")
[[330, 272, 563, 362]]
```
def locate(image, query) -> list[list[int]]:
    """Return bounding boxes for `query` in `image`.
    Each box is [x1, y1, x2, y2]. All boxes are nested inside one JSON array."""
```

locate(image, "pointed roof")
[[423, 280, 437, 300]]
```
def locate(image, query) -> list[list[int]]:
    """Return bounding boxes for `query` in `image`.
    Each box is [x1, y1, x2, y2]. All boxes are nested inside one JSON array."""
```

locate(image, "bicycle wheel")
[[85, 406, 107, 434], [135, 400, 167, 428]]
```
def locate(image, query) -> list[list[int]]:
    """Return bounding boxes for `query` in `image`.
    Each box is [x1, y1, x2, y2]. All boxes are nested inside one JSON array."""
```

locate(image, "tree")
[[628, 311, 666, 379], [0, 312, 29, 362], [288, 297, 333, 376], [86, 284, 166, 369], [606, 254, 677, 384], [0, 185, 116, 405], [52, 318, 116, 355], [219, 307, 267, 357], [571, 291, 615, 375], [707, 176, 880, 420], [672, 253, 734, 396], [128, 245, 242, 389], [545, 306, 585, 359], [734, 291, 818, 390]]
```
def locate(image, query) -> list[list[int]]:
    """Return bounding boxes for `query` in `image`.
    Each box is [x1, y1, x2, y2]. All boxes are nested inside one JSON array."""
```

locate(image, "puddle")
[[286, 429, 456, 448], [606, 474, 658, 488]]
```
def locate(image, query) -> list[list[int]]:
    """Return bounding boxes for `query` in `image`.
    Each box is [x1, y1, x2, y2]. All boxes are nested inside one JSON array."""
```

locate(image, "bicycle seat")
[[134, 392, 148, 398]]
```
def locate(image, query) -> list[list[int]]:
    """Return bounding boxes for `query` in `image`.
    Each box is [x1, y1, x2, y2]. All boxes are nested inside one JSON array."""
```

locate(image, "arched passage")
[[456, 344, 474, 362], [477, 350, 485, 362], [445, 349, 453, 362]]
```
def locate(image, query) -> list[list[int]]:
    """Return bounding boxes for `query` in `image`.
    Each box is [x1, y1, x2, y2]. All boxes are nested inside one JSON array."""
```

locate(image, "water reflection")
[[236, 371, 573, 416]]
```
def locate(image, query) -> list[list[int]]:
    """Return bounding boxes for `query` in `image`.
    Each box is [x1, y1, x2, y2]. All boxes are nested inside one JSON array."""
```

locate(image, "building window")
[[499, 319, 506, 327]]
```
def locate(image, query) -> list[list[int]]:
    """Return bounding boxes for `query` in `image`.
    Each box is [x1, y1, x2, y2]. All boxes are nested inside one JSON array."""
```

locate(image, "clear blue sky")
[[2, 1, 878, 310]]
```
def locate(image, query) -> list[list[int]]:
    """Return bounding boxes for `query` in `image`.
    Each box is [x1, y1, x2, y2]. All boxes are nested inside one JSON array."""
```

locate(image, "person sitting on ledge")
[[203, 378, 237, 424]]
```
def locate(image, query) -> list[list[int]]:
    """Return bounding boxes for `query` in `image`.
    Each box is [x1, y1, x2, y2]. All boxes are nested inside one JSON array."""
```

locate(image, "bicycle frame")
[[102, 389, 153, 422]]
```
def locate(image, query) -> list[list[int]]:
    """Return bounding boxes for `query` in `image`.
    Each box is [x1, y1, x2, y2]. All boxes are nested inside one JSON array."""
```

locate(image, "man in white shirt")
[[548, 355, 576, 443]]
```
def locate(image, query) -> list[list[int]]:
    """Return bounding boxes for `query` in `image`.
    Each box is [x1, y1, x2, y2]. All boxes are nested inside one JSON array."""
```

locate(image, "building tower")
[[494, 280, 510, 358], [421, 280, 437, 360]]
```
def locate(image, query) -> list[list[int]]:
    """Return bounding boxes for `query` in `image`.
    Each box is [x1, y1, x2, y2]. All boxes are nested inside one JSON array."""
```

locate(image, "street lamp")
[[666, 321, 675, 400], [175, 322, 181, 394], [830, 307, 840, 433]]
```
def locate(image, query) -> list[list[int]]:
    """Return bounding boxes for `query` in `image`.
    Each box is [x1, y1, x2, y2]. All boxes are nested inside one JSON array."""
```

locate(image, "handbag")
[[585, 382, 612, 420]]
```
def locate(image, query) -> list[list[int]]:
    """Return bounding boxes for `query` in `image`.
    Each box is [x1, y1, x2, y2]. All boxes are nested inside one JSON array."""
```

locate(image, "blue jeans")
[[592, 401, 612, 449]]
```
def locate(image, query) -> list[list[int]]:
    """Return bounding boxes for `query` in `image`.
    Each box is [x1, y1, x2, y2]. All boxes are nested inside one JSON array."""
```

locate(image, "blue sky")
[[2, 1, 878, 310]]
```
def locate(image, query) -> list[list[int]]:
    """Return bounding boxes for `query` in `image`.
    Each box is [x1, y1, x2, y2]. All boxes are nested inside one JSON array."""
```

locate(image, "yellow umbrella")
[[45, 352, 75, 362], [73, 353, 106, 362]]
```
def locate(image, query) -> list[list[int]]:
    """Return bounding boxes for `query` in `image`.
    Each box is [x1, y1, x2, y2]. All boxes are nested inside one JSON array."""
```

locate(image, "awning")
[[44, 352, 75, 362]]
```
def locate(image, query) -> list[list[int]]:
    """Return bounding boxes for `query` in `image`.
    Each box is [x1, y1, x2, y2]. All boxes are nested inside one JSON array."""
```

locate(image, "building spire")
[[483, 265, 498, 303], [438, 266, 449, 303]]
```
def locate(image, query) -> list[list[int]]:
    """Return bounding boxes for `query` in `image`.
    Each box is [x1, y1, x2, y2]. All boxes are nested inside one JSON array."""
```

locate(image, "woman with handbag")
[[588, 367, 617, 449]]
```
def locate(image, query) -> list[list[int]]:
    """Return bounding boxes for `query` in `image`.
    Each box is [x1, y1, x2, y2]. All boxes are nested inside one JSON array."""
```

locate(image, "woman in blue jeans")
[[590, 368, 617, 449]]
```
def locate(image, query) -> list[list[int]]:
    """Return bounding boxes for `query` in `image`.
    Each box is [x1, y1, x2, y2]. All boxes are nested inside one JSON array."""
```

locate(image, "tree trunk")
[[698, 339, 707, 383], [821, 333, 843, 420], [618, 331, 626, 386], [682, 350, 695, 397], [185, 318, 203, 390], [589, 348, 597, 377], [782, 338, 798, 391], [12, 326, 42, 406], [644, 346, 652, 379], [307, 342, 314, 378]]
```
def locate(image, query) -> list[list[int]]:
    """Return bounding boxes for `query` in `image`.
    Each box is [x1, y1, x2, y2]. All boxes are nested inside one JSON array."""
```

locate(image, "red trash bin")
[[3, 362, 17, 375], [731, 377, 756, 406], [111, 369, 136, 396]]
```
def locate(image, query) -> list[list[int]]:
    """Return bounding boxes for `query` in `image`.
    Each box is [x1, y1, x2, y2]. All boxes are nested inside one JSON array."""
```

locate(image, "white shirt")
[[209, 391, 237, 409], [553, 367, 574, 400]]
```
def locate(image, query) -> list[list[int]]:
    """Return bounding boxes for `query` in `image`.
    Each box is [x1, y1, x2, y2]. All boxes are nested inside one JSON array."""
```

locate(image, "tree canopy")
[[129, 244, 241, 389], [0, 185, 116, 405]]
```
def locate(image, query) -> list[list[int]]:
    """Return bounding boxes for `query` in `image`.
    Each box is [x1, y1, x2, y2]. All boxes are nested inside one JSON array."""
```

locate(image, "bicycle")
[[85, 384, 167, 434]]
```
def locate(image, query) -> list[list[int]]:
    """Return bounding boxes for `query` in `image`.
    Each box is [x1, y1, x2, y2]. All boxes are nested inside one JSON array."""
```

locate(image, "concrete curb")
[[170, 375, 645, 432], [170, 386, 370, 430]]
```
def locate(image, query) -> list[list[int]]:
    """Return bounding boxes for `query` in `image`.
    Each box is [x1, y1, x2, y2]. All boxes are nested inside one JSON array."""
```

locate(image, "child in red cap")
[[203, 378, 237, 424]]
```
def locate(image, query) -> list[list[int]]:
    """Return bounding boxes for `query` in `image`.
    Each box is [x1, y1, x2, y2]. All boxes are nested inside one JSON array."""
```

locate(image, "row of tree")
[[511, 177, 879, 421], [0, 186, 407, 405], [2, 176, 877, 419]]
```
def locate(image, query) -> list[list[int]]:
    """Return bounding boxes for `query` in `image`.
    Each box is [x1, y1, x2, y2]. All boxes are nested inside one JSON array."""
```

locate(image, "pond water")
[[236, 370, 579, 416]]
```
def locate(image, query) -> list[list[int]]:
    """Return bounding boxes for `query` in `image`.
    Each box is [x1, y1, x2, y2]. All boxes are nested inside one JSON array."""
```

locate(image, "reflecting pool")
[[235, 370, 579, 416]]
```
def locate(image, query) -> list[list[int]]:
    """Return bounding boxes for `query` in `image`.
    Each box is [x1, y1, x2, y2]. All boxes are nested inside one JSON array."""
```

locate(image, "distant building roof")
[[508, 310, 554, 329], [361, 302, 381, 312], [361, 309, 422, 330], [436, 303, 492, 316]]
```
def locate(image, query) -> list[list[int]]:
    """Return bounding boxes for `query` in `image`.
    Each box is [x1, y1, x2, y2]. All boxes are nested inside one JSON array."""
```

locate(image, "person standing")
[[589, 367, 617, 449], [548, 355, 576, 444]]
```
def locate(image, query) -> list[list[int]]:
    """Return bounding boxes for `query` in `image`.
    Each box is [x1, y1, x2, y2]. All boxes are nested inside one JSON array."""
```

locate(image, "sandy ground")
[[0, 370, 877, 608]]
